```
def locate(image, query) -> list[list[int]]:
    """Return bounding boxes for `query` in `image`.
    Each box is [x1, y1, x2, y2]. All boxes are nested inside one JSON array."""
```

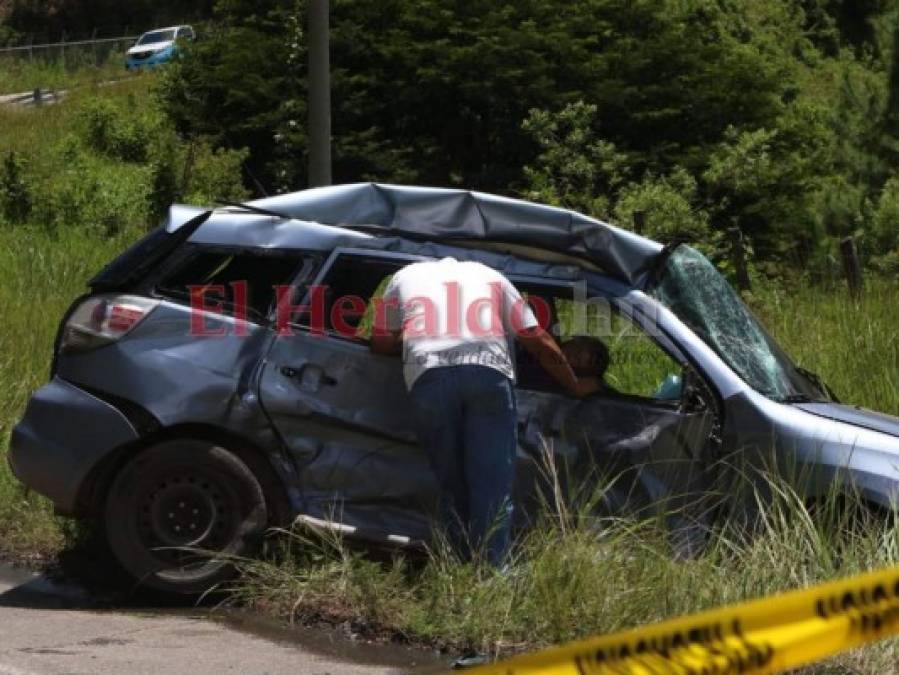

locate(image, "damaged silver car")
[[10, 183, 899, 594]]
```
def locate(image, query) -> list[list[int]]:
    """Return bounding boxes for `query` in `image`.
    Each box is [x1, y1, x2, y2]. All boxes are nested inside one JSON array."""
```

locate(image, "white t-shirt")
[[381, 257, 539, 390]]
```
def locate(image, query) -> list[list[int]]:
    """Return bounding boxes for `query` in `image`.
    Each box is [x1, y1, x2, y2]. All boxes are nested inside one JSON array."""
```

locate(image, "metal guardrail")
[[0, 88, 67, 107]]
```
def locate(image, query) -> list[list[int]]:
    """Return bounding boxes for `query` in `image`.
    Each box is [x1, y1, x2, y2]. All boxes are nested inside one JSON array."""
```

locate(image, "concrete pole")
[[308, 0, 332, 187]]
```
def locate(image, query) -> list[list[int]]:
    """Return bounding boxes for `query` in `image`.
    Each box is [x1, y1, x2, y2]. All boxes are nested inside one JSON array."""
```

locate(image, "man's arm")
[[498, 274, 599, 398], [517, 328, 601, 398]]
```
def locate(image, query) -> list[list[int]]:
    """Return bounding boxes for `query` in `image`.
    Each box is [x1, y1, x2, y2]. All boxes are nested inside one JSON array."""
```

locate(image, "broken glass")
[[653, 246, 824, 402]]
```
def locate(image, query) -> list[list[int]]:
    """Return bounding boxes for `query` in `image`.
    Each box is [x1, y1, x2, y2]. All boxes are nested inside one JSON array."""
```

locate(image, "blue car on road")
[[125, 25, 195, 71]]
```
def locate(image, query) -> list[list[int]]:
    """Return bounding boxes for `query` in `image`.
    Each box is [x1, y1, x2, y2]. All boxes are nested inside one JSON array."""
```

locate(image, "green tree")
[[159, 0, 304, 193], [613, 168, 710, 245], [161, 0, 805, 194], [522, 101, 626, 218]]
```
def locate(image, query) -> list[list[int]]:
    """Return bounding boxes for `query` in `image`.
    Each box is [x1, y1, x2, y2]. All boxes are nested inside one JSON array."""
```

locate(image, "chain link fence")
[[0, 33, 138, 69]]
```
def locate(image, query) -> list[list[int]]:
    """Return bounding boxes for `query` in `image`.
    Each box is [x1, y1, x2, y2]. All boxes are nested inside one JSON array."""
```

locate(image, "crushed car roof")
[[258, 183, 662, 284], [169, 183, 664, 284]]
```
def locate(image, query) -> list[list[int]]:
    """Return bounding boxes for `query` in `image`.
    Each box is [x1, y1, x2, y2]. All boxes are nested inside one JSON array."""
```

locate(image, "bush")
[[79, 97, 157, 163], [613, 168, 710, 245], [70, 95, 250, 228], [522, 102, 627, 218], [0, 151, 32, 224], [146, 136, 182, 226], [34, 138, 151, 235], [871, 175, 899, 254], [182, 141, 251, 205]]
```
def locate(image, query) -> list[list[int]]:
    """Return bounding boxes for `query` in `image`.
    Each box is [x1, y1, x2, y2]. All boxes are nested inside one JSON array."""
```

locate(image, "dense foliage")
[[4, 0, 899, 277], [151, 0, 899, 277], [0, 80, 248, 233], [0, 0, 214, 41]]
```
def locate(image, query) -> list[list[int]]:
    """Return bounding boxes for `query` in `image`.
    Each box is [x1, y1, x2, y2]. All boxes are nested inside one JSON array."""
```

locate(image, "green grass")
[[0, 51, 135, 95], [232, 471, 899, 672], [749, 281, 899, 417], [0, 226, 131, 560], [0, 75, 157, 175]]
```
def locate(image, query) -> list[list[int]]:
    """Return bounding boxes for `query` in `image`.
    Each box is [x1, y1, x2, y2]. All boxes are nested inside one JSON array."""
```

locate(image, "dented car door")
[[512, 282, 720, 551], [258, 249, 438, 539]]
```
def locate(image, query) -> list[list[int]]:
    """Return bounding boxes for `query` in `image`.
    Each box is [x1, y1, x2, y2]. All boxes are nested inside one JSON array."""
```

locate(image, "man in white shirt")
[[371, 257, 599, 566]]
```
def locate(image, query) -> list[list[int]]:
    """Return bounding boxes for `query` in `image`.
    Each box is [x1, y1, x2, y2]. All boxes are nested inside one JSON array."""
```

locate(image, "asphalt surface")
[[0, 564, 442, 675]]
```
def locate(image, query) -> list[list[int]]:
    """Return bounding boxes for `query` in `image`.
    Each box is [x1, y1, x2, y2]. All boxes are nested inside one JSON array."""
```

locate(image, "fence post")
[[728, 227, 752, 292], [33, 88, 42, 106], [28, 36, 33, 63], [840, 236, 864, 299], [633, 210, 645, 236]]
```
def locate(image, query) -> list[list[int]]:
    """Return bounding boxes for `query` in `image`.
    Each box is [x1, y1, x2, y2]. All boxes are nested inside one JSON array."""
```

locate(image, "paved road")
[[0, 565, 441, 675]]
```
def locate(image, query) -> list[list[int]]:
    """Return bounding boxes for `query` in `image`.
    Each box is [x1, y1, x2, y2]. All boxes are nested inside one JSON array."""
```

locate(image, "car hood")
[[795, 402, 899, 439], [128, 41, 173, 55]]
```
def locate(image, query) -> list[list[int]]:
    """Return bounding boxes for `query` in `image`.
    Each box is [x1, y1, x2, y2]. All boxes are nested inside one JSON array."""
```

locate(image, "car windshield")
[[137, 30, 176, 45], [652, 245, 827, 402]]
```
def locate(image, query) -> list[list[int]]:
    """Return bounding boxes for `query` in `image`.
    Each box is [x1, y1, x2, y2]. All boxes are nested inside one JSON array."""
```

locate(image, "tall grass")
[[0, 51, 134, 95], [232, 465, 899, 672], [0, 76, 157, 175], [750, 281, 899, 417], [0, 227, 129, 559]]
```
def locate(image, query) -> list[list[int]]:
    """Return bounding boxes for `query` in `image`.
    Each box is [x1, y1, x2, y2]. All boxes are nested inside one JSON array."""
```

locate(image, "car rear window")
[[155, 249, 315, 321]]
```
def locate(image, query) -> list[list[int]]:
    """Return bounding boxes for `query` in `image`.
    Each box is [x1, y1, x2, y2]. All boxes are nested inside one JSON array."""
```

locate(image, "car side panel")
[[51, 302, 302, 510]]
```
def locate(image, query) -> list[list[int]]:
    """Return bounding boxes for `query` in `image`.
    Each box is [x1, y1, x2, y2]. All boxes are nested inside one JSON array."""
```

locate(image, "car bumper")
[[9, 377, 139, 515], [125, 52, 173, 70]]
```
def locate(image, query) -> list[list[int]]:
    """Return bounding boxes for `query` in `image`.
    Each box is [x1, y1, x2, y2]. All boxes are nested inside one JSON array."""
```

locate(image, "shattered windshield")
[[652, 246, 825, 402], [138, 30, 176, 45]]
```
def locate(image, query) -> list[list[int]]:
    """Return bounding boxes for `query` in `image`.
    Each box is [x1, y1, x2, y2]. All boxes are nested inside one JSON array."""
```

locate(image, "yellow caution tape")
[[467, 565, 899, 674]]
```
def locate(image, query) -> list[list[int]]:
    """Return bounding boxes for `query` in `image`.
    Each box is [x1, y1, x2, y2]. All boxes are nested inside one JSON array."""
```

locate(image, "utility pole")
[[308, 0, 332, 187]]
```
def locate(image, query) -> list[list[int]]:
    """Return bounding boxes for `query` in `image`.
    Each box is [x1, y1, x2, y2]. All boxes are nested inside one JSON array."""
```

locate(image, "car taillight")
[[59, 294, 160, 354]]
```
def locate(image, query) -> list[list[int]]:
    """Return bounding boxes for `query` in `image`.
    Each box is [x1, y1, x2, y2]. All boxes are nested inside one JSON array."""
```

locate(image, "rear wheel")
[[104, 439, 267, 595]]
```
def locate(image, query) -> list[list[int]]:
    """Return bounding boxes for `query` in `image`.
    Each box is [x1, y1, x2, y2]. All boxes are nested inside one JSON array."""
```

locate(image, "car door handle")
[[280, 364, 337, 387], [280, 366, 300, 378]]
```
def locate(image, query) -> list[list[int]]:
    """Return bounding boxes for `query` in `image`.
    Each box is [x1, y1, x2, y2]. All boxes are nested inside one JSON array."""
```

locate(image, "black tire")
[[104, 439, 267, 595]]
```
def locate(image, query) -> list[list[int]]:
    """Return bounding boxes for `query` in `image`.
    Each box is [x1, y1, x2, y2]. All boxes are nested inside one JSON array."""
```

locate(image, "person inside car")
[[560, 336, 616, 393], [370, 257, 600, 567]]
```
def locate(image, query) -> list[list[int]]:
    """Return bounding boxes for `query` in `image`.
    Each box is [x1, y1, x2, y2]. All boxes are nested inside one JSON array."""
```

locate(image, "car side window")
[[554, 296, 683, 400], [292, 253, 409, 341], [155, 248, 315, 322], [512, 281, 681, 401]]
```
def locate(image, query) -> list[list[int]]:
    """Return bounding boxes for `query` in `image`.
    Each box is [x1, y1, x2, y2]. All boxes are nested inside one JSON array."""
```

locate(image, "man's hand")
[[570, 375, 602, 398]]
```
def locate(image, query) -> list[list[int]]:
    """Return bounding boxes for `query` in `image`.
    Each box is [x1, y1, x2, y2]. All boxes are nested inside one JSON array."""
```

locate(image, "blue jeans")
[[409, 365, 517, 567]]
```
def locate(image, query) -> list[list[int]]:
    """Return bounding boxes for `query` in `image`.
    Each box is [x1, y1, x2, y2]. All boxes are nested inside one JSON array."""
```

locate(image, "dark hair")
[[563, 336, 611, 376]]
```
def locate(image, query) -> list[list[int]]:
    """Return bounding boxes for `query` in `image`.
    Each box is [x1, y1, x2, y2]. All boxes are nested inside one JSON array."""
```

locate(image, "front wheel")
[[104, 440, 267, 595]]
